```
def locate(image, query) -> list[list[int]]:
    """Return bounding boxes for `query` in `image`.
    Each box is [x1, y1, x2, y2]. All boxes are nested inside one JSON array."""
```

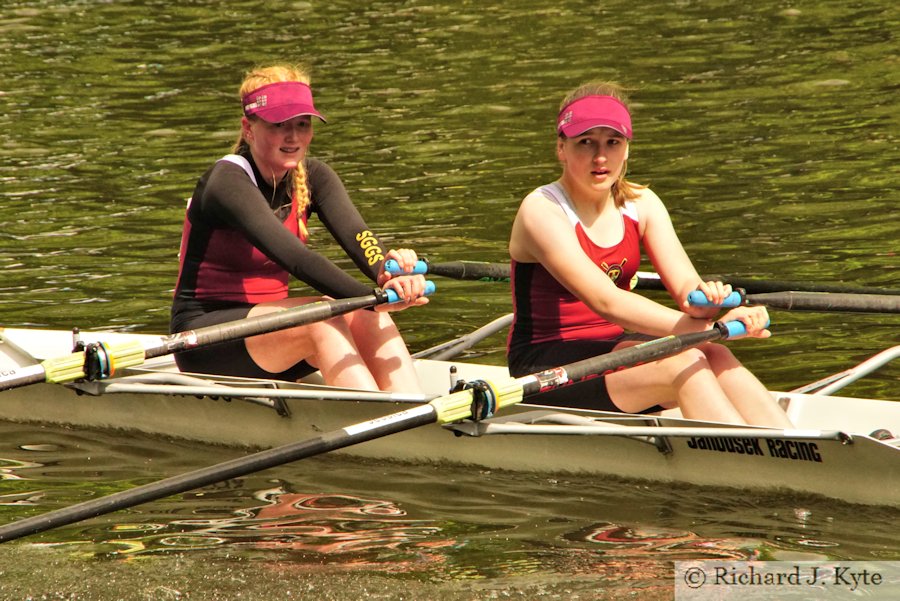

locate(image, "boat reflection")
[[80, 488, 458, 572]]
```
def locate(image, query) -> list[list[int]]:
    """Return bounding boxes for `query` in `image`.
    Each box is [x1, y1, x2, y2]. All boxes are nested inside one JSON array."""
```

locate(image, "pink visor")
[[242, 81, 326, 124], [557, 95, 632, 139]]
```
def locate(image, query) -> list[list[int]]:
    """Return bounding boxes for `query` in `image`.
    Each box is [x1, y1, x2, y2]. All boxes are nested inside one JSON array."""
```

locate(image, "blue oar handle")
[[384, 280, 436, 304], [718, 320, 747, 338], [384, 259, 429, 275], [687, 289, 744, 308], [717, 318, 770, 339]]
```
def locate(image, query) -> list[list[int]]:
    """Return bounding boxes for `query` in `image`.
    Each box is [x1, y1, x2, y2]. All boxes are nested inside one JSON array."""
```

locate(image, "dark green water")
[[1, 0, 898, 598]]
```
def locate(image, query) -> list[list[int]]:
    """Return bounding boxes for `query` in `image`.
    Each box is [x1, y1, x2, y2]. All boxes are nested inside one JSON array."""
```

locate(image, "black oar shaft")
[[746, 292, 900, 313], [0, 290, 391, 391], [729, 278, 900, 296], [518, 326, 731, 397], [0, 405, 437, 544], [424, 261, 900, 296], [145, 292, 387, 359], [427, 261, 510, 282]]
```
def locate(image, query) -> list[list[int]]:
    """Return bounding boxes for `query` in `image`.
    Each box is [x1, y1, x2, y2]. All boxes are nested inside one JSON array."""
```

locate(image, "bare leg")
[[242, 297, 421, 392], [345, 309, 423, 392], [244, 298, 379, 390], [606, 347, 748, 423], [702, 343, 794, 428], [606, 342, 793, 427]]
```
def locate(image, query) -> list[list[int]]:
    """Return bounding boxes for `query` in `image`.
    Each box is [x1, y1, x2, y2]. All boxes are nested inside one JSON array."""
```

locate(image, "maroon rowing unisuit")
[[507, 181, 641, 354]]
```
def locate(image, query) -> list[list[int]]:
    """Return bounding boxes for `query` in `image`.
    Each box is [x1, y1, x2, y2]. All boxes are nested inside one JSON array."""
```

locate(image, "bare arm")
[[509, 188, 711, 337], [638, 188, 771, 336]]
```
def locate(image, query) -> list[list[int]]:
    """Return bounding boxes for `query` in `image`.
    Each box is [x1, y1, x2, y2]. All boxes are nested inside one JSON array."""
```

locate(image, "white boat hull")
[[1, 327, 898, 506]]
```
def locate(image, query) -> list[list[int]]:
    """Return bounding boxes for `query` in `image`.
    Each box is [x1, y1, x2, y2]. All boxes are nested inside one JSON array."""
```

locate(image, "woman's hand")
[[377, 248, 418, 286], [376, 248, 429, 312], [720, 305, 771, 339], [682, 280, 733, 318]]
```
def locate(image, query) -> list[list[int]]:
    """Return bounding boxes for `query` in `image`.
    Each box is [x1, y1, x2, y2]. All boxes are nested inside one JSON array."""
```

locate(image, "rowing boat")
[[1, 326, 898, 507]]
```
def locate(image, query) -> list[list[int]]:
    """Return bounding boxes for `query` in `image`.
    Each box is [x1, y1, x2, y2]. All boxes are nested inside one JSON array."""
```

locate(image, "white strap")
[[540, 181, 639, 225], [217, 154, 258, 187], [540, 182, 579, 227]]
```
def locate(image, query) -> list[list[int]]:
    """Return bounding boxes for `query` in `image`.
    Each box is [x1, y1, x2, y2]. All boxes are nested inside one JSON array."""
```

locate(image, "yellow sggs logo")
[[356, 230, 384, 266]]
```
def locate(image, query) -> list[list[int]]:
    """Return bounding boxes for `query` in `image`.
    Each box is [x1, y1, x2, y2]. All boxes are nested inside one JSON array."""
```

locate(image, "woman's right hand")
[[375, 273, 430, 312]]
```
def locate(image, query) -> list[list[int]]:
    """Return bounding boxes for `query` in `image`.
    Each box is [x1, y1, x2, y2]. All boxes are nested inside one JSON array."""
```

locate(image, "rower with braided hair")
[[172, 64, 428, 392]]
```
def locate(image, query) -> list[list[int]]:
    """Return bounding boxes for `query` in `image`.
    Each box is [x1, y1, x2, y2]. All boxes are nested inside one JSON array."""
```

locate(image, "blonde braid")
[[293, 160, 311, 241]]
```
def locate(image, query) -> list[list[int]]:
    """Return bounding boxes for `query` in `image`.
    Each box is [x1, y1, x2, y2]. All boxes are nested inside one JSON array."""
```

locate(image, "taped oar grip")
[[687, 289, 744, 308], [430, 376, 521, 424]]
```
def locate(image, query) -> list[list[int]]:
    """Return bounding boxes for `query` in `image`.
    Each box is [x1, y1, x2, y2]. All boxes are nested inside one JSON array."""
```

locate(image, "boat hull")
[[1, 327, 898, 506]]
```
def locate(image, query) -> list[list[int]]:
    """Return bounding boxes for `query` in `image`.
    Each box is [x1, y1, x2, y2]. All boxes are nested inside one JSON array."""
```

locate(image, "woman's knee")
[[348, 308, 399, 339], [700, 342, 741, 370], [304, 315, 356, 344], [658, 347, 709, 376]]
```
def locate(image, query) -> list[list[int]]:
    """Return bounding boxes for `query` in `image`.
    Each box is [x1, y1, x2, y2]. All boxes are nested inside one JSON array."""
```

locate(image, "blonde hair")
[[234, 64, 313, 240], [558, 81, 643, 208]]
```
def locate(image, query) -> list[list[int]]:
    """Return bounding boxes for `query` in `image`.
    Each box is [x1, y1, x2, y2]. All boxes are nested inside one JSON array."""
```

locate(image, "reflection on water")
[[102, 489, 449, 567], [2, 421, 897, 586]]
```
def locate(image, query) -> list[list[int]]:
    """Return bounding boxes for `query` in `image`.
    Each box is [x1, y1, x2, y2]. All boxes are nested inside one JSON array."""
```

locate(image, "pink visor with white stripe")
[[242, 81, 326, 124], [556, 95, 632, 139]]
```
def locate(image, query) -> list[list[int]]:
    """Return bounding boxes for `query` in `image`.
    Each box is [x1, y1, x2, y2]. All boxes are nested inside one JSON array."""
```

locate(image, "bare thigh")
[[603, 341, 710, 413]]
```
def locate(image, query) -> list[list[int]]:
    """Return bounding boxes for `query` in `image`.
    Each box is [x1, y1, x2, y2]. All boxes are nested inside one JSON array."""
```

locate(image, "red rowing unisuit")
[[176, 155, 306, 304], [508, 182, 641, 353]]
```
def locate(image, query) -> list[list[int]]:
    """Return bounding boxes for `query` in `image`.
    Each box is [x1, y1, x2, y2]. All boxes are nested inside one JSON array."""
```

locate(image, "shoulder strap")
[[539, 181, 580, 227], [621, 199, 639, 222], [217, 154, 258, 187]]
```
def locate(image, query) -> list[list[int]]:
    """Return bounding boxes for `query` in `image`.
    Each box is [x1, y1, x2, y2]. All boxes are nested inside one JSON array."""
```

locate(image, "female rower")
[[507, 81, 793, 427], [171, 64, 428, 392]]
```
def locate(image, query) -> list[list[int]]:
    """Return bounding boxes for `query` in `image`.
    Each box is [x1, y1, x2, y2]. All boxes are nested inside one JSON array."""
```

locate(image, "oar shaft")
[[747, 291, 900, 313], [0, 405, 438, 543], [518, 324, 739, 397], [397, 260, 900, 296], [385, 259, 509, 282], [146, 292, 389, 359]]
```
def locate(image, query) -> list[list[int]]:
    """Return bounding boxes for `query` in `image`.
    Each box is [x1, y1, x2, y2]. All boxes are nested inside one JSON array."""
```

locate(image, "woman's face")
[[242, 115, 314, 182], [556, 127, 629, 200]]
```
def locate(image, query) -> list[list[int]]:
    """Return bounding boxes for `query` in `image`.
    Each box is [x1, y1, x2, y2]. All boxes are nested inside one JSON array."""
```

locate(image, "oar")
[[0, 319, 752, 543], [688, 289, 900, 314], [385, 259, 900, 296], [386, 259, 507, 281], [412, 313, 514, 360], [637, 272, 900, 296], [0, 283, 435, 393]]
